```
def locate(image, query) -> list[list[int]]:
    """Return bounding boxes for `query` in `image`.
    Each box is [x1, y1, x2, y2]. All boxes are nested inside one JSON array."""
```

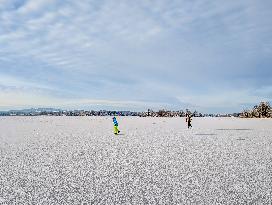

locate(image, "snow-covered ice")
[[0, 116, 271, 204]]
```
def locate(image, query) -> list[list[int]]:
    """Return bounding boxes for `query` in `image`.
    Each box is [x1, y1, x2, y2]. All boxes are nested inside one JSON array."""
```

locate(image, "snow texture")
[[0, 117, 271, 204]]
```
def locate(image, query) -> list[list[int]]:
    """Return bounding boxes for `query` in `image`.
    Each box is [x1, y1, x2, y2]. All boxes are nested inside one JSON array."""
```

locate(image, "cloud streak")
[[0, 0, 272, 112]]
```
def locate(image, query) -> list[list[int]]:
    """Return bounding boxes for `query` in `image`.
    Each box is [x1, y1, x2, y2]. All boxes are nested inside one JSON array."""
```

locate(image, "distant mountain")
[[8, 108, 63, 113]]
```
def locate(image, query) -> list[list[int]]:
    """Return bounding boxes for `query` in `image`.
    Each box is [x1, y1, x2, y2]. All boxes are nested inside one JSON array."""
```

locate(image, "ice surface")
[[0, 117, 271, 204]]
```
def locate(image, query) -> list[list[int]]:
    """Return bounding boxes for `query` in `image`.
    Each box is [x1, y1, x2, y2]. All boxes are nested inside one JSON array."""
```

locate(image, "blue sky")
[[0, 0, 272, 113]]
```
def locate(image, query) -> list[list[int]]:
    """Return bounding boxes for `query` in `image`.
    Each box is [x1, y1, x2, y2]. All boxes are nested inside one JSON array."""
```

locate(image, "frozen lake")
[[0, 117, 271, 204]]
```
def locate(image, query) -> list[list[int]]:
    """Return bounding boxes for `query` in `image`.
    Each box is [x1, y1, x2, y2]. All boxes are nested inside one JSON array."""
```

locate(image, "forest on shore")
[[241, 102, 272, 118]]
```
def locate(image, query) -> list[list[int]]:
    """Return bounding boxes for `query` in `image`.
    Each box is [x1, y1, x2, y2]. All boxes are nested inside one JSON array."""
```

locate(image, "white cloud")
[[177, 89, 271, 111], [0, 74, 53, 90], [0, 90, 170, 111], [17, 0, 56, 14], [0, 0, 271, 111]]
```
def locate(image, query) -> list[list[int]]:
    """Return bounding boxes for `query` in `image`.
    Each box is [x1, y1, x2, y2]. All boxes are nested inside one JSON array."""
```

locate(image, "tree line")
[[240, 102, 272, 118]]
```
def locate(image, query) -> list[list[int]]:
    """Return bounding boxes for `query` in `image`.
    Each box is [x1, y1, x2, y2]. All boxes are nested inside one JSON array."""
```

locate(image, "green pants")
[[114, 126, 119, 134]]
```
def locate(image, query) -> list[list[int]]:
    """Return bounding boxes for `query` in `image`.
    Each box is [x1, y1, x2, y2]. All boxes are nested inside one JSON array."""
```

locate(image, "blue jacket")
[[113, 117, 118, 126]]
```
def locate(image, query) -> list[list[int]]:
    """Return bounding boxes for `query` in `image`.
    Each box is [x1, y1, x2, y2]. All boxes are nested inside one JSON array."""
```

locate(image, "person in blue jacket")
[[112, 116, 120, 135]]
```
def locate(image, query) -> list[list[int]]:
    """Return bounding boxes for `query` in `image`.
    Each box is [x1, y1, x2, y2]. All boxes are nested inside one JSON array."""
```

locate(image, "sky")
[[0, 0, 272, 113]]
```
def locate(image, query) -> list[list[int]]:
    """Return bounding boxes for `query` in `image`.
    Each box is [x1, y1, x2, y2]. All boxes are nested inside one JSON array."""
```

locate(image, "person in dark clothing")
[[186, 115, 192, 129]]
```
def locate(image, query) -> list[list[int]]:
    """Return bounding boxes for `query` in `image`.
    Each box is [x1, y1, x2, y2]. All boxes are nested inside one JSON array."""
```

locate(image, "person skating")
[[112, 116, 120, 135], [186, 115, 192, 129]]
